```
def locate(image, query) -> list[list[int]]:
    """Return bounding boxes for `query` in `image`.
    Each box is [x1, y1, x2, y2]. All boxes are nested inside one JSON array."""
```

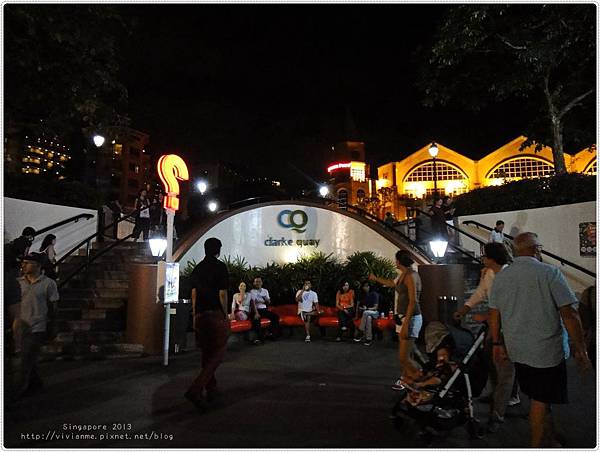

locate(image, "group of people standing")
[[132, 188, 167, 242], [428, 195, 456, 240], [102, 188, 167, 242]]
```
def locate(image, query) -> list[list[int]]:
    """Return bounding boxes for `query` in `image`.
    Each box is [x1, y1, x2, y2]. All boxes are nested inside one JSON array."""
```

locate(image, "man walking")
[[185, 238, 229, 411], [15, 253, 59, 398], [489, 232, 591, 447]]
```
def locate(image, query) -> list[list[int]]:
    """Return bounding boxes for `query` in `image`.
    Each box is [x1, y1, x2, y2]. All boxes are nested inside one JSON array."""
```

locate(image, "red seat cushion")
[[279, 315, 304, 327], [317, 316, 338, 328], [229, 320, 252, 333], [375, 317, 395, 331]]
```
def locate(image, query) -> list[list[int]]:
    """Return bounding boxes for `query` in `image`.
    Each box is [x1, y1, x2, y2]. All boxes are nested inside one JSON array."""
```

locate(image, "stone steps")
[[50, 237, 158, 359]]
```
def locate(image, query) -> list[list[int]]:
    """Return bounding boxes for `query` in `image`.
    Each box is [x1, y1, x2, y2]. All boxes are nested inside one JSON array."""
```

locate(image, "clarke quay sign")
[[264, 209, 321, 248]]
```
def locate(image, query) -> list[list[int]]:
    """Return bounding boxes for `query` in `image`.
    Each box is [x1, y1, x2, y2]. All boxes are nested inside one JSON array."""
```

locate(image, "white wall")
[[458, 201, 596, 293], [178, 204, 401, 268], [3, 197, 98, 260]]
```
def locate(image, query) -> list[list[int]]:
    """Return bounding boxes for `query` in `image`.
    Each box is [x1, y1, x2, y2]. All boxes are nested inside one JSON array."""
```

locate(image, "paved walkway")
[[4, 334, 596, 448]]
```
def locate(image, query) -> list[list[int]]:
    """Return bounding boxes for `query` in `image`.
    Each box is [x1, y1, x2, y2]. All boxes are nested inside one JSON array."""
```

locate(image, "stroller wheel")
[[467, 418, 484, 439]]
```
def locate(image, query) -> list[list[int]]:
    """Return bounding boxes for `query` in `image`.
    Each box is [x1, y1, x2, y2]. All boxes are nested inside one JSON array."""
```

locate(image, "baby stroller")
[[391, 320, 488, 443]]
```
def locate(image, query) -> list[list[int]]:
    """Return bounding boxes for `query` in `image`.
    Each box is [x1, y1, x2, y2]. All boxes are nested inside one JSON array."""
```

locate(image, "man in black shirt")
[[185, 237, 229, 411]]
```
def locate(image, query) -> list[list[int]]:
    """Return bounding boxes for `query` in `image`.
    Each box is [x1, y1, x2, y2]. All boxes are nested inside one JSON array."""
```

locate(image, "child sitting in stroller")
[[404, 345, 458, 407]]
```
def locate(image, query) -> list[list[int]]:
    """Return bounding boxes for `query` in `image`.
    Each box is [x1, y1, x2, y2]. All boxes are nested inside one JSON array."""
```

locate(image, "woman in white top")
[[231, 282, 253, 321]]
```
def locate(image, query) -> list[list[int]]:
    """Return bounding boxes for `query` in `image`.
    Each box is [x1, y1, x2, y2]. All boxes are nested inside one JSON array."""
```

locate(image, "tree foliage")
[[4, 5, 130, 138], [420, 4, 595, 173]]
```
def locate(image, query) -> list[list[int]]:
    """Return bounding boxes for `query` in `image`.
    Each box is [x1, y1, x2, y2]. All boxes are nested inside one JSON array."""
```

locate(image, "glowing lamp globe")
[[93, 134, 106, 148], [429, 240, 448, 258], [149, 237, 167, 257]]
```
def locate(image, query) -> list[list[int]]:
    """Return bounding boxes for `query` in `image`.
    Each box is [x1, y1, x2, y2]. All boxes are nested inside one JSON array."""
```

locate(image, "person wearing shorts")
[[369, 249, 422, 385], [489, 232, 591, 447], [296, 280, 320, 343]]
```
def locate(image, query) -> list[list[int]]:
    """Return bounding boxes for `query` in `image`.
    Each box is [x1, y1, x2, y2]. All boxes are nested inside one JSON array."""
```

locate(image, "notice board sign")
[[579, 222, 596, 257], [157, 261, 180, 303]]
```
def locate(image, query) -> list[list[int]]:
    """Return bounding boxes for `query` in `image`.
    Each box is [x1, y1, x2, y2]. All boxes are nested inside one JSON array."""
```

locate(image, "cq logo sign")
[[277, 210, 308, 233]]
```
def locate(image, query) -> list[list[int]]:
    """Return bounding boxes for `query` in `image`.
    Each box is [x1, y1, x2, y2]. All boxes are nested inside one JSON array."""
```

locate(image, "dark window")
[[128, 178, 138, 188], [129, 163, 136, 171], [351, 151, 360, 160], [130, 148, 140, 157]]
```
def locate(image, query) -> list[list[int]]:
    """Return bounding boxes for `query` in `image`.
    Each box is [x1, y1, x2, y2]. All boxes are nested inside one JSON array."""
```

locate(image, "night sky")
[[120, 5, 531, 186]]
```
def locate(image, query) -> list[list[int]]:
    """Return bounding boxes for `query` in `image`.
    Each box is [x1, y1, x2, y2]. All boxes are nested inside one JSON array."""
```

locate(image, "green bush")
[[183, 251, 398, 308], [454, 173, 596, 216]]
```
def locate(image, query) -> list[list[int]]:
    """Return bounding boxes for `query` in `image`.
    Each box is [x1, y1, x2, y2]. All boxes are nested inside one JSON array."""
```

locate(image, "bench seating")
[[228, 305, 396, 337]]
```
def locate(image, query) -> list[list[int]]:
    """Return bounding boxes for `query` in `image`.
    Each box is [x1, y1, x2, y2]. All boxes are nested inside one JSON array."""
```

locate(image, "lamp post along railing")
[[428, 142, 439, 198]]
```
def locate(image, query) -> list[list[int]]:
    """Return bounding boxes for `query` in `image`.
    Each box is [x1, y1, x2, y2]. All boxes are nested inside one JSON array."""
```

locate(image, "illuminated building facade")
[[327, 141, 377, 209], [328, 136, 596, 220], [378, 136, 596, 199]]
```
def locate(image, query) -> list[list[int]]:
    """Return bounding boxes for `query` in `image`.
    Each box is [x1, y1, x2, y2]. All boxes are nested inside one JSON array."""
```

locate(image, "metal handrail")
[[462, 220, 596, 278], [412, 207, 483, 264], [299, 197, 434, 262], [55, 207, 142, 268], [34, 213, 94, 237], [57, 232, 134, 289]]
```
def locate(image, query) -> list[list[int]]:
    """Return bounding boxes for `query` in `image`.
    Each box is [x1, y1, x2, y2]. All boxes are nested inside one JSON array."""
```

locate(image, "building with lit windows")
[[328, 136, 596, 220], [96, 128, 151, 208], [326, 140, 377, 209], [6, 135, 72, 179]]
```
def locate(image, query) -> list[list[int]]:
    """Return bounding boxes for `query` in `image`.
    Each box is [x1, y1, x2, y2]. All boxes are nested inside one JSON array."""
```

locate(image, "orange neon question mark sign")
[[157, 154, 189, 211]]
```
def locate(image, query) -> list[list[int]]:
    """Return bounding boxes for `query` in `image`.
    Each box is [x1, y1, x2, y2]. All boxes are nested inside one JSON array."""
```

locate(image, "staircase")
[[43, 241, 156, 360]]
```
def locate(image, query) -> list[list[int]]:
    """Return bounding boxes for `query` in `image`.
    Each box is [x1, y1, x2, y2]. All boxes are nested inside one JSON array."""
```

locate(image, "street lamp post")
[[428, 142, 439, 198], [157, 154, 189, 366]]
